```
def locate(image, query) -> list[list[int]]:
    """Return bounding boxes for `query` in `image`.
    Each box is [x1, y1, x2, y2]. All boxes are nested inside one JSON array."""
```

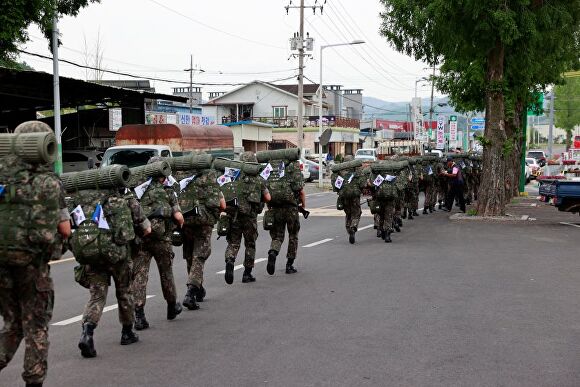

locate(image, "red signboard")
[[375, 119, 412, 132]]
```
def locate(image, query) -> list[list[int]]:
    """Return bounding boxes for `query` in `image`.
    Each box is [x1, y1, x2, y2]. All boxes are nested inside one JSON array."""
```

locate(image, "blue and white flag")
[[164, 175, 178, 187], [347, 174, 355, 184], [217, 175, 232, 186], [134, 178, 152, 200], [0, 184, 4, 198], [278, 161, 285, 178], [179, 175, 196, 192], [428, 166, 434, 175], [334, 176, 345, 189], [260, 163, 273, 180], [91, 203, 110, 230], [385, 174, 396, 182], [373, 174, 385, 187], [71, 205, 86, 227], [224, 167, 240, 180]]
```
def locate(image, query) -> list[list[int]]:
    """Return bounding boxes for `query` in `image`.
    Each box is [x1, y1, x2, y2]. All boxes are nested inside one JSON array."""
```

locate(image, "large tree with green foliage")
[[0, 0, 99, 62], [555, 77, 580, 150], [379, 0, 580, 215]]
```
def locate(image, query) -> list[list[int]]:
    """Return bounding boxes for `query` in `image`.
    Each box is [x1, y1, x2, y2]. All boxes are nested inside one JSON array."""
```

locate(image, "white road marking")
[[49, 257, 76, 265], [358, 224, 375, 231], [216, 258, 267, 274], [560, 222, 580, 229], [52, 295, 155, 326], [302, 238, 333, 248]]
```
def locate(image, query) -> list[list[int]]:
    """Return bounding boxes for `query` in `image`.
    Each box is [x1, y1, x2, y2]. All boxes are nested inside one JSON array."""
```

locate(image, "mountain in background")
[[362, 95, 457, 121]]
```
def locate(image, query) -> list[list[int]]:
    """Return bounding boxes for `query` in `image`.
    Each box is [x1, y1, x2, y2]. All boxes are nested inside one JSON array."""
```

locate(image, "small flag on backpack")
[[347, 174, 354, 184], [224, 167, 240, 180], [91, 203, 110, 230], [334, 176, 345, 189], [217, 175, 232, 186], [278, 161, 285, 178], [260, 163, 273, 180], [385, 174, 396, 182], [179, 175, 196, 191], [164, 175, 178, 187], [134, 178, 152, 200], [373, 175, 385, 187], [0, 184, 4, 198], [71, 205, 86, 227]]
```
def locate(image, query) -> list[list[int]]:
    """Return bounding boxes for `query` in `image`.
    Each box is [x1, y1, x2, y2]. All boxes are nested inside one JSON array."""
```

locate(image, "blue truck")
[[539, 179, 580, 215]]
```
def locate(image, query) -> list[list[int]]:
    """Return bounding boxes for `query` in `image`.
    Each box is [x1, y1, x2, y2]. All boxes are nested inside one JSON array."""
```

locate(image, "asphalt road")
[[2, 187, 580, 386]]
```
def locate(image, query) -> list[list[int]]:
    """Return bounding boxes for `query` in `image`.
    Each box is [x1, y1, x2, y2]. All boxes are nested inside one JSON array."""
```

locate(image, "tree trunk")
[[505, 98, 524, 199], [566, 129, 572, 151], [476, 40, 507, 216]]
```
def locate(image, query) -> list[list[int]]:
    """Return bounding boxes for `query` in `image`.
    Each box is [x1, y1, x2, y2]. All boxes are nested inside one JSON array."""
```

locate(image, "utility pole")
[[184, 55, 204, 115], [428, 64, 436, 148], [286, 1, 321, 153], [548, 90, 555, 157], [52, 12, 62, 175]]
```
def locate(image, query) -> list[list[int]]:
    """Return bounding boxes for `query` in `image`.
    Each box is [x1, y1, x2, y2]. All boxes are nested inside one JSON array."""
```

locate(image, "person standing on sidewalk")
[[442, 157, 466, 213]]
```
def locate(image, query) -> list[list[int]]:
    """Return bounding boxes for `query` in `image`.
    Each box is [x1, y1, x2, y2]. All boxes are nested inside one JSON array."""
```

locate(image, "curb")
[[449, 213, 534, 222]]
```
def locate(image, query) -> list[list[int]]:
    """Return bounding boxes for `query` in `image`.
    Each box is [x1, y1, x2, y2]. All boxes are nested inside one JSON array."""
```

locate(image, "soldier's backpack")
[[0, 156, 60, 266], [267, 159, 304, 206], [422, 162, 435, 183], [138, 181, 173, 240], [374, 173, 399, 200], [332, 170, 362, 199], [68, 189, 134, 266], [235, 174, 263, 215], [179, 170, 222, 226]]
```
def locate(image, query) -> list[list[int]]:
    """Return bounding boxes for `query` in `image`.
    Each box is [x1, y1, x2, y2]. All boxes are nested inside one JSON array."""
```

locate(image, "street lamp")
[[318, 40, 365, 188], [414, 77, 429, 98]]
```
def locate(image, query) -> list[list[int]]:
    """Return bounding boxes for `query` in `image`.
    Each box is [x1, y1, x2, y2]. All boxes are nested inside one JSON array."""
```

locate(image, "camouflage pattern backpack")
[[332, 169, 363, 199], [267, 159, 304, 206], [69, 189, 134, 266], [374, 172, 399, 200], [0, 155, 60, 266], [139, 180, 174, 240], [179, 169, 222, 226]]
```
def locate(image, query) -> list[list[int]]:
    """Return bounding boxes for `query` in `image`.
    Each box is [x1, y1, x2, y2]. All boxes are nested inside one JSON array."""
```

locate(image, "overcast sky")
[[20, 0, 438, 102]]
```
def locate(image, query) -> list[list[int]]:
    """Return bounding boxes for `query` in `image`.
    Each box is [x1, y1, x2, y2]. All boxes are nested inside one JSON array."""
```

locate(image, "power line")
[[17, 49, 299, 86], [303, 75, 409, 114], [147, 0, 286, 51], [324, 5, 413, 89]]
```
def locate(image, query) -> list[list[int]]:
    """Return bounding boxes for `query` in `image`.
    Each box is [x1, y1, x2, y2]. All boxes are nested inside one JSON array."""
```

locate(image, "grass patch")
[[467, 209, 478, 216]]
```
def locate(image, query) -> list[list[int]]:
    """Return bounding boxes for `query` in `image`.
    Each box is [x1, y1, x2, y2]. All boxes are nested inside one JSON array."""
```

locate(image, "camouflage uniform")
[[83, 194, 148, 324], [435, 160, 448, 209], [269, 206, 301, 259], [181, 169, 222, 307], [0, 121, 68, 385], [404, 161, 420, 218], [132, 178, 181, 325]]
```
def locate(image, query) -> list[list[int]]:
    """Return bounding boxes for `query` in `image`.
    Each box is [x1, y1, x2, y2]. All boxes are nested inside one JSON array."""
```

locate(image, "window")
[[273, 106, 287, 118]]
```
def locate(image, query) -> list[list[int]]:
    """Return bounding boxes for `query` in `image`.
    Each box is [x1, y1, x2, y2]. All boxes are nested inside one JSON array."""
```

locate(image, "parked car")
[[525, 157, 541, 179], [301, 158, 320, 182], [527, 150, 547, 167], [298, 159, 310, 181], [355, 148, 377, 161], [524, 162, 531, 184], [62, 150, 103, 173], [100, 145, 172, 168]]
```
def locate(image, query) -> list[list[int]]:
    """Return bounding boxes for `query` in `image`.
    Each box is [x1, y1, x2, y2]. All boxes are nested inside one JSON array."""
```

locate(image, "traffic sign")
[[470, 124, 484, 130], [471, 117, 485, 124], [450, 115, 457, 122]]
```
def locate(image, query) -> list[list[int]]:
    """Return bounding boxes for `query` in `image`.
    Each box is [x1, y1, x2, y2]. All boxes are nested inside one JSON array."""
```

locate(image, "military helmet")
[[14, 120, 53, 134], [148, 155, 163, 164], [240, 151, 257, 162]]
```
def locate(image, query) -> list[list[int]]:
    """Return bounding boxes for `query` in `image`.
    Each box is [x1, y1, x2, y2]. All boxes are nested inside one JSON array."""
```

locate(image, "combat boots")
[[134, 306, 149, 331], [429, 206, 435, 213], [120, 324, 139, 345], [408, 211, 414, 220], [224, 258, 235, 285], [78, 322, 97, 358], [412, 210, 419, 217], [182, 285, 200, 310], [348, 230, 356, 244], [423, 208, 428, 215], [196, 285, 206, 302], [266, 249, 277, 275], [393, 221, 401, 233], [285, 258, 297, 274], [26, 383, 42, 387], [402, 208, 407, 219], [167, 302, 183, 320], [384, 231, 392, 243], [242, 267, 256, 283]]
